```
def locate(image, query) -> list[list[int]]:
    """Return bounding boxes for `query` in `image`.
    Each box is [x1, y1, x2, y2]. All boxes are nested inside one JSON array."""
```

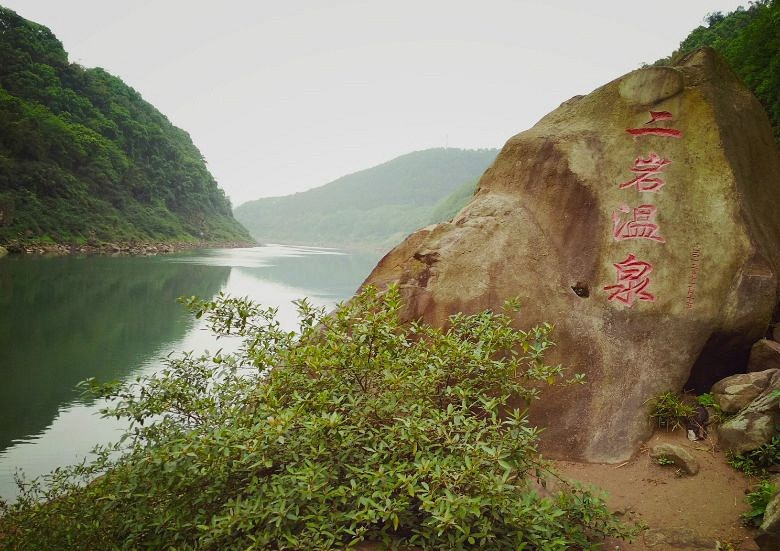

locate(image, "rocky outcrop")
[[717, 371, 780, 452], [1, 240, 252, 256], [360, 48, 780, 462], [711, 369, 778, 413]]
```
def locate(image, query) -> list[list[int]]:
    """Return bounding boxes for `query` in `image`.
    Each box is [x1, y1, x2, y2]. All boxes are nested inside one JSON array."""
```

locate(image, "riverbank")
[[0, 239, 256, 256]]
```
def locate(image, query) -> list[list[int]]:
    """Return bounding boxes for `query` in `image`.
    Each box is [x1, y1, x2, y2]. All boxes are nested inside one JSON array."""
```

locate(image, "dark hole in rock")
[[684, 332, 751, 394], [571, 282, 589, 298]]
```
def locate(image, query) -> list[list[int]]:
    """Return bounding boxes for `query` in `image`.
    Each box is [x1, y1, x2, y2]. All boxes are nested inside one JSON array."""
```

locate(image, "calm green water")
[[0, 245, 380, 501]]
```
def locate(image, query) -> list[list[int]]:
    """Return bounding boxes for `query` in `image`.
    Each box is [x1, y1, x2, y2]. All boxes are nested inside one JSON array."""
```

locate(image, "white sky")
[[3, 0, 747, 206]]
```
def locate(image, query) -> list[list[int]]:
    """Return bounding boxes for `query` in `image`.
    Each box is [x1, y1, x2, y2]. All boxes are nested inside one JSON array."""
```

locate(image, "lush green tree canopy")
[[658, 0, 780, 145], [0, 6, 251, 246]]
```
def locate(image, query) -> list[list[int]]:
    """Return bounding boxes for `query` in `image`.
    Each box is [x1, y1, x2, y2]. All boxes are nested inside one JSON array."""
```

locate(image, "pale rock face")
[[717, 372, 780, 453], [361, 48, 780, 462], [711, 369, 779, 413], [748, 339, 780, 372], [649, 443, 699, 475], [759, 492, 780, 550]]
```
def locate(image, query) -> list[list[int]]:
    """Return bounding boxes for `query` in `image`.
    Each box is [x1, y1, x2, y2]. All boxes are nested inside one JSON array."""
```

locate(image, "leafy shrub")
[[0, 286, 632, 550], [742, 479, 778, 527], [647, 392, 696, 431]]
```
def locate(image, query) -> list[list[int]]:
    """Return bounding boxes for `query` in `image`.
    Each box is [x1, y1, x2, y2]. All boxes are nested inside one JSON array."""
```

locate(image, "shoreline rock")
[[359, 48, 780, 463]]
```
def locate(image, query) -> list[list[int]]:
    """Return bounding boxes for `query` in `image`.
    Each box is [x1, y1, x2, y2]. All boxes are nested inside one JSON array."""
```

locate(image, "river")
[[0, 245, 380, 502]]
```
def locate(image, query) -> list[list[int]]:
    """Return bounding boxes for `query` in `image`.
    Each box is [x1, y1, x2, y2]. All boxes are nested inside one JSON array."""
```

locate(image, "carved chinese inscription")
[[612, 204, 666, 243], [627, 111, 682, 138], [604, 253, 656, 306], [604, 110, 681, 307], [619, 153, 671, 192]]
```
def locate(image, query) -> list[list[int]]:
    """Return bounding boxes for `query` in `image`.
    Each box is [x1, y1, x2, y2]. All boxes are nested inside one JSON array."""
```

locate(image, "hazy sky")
[[3, 0, 747, 205]]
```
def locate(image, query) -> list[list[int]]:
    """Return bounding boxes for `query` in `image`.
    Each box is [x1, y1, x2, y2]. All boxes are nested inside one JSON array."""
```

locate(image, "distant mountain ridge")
[[234, 148, 498, 250], [0, 6, 251, 247]]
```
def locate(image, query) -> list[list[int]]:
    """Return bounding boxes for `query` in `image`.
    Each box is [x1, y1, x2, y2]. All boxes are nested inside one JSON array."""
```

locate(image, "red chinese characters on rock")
[[604, 110, 682, 307], [627, 110, 682, 138], [645, 111, 673, 124], [603, 253, 656, 307], [619, 153, 671, 192], [612, 204, 666, 243]]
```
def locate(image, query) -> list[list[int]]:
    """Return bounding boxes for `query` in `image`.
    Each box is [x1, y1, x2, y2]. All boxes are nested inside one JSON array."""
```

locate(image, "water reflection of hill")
[[236, 249, 381, 299], [0, 255, 229, 451]]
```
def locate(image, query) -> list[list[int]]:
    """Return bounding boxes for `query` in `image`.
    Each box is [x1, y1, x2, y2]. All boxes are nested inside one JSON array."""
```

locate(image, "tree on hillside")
[[658, 0, 780, 144]]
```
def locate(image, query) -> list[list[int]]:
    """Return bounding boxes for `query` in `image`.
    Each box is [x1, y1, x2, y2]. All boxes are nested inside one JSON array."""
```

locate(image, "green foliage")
[[0, 286, 632, 550], [0, 7, 251, 246], [727, 435, 780, 476], [658, 0, 780, 145], [233, 149, 497, 249], [742, 479, 777, 527], [647, 392, 696, 431]]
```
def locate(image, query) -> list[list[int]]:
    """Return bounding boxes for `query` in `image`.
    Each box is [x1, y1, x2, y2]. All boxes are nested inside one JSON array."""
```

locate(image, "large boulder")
[[360, 48, 780, 462]]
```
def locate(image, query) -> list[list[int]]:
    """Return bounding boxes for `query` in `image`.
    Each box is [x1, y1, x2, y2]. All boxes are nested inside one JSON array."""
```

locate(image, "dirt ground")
[[554, 429, 763, 551]]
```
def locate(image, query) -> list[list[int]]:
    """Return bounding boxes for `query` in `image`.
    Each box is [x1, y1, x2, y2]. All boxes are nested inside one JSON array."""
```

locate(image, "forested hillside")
[[658, 0, 779, 143], [0, 6, 251, 247], [234, 148, 497, 250]]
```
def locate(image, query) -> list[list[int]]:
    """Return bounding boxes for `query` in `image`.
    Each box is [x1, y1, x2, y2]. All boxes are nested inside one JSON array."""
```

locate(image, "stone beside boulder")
[[0, 245, 6, 257], [650, 443, 699, 475], [360, 47, 780, 462], [717, 371, 780, 453], [748, 340, 780, 373], [757, 490, 780, 551], [711, 369, 778, 413]]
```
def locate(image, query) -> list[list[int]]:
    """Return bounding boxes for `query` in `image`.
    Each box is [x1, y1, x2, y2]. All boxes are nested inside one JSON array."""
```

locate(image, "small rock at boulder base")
[[717, 372, 780, 453], [0, 245, 7, 257], [711, 369, 779, 413], [650, 443, 700, 475], [359, 47, 780, 463], [748, 339, 780, 372]]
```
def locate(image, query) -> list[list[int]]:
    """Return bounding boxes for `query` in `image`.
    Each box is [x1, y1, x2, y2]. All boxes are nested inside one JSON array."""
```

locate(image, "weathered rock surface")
[[711, 369, 779, 413], [717, 371, 780, 452], [360, 48, 780, 462], [650, 443, 700, 475], [0, 245, 6, 257], [748, 339, 780, 372], [757, 490, 780, 551]]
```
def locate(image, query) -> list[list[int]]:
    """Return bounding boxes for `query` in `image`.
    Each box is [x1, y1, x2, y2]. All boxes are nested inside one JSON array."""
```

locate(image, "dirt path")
[[554, 430, 761, 550]]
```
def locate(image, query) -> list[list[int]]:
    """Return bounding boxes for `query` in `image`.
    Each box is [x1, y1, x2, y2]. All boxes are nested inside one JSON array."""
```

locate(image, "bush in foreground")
[[0, 286, 631, 550]]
